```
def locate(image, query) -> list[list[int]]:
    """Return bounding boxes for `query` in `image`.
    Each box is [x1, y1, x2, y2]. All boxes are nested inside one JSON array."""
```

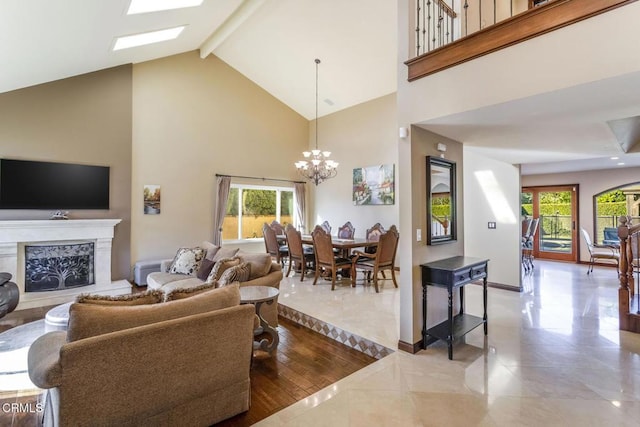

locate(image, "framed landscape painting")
[[352, 164, 395, 205], [143, 185, 161, 215]]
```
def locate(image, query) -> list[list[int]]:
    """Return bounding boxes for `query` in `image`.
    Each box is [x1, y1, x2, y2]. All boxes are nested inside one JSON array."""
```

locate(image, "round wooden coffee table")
[[239, 286, 279, 354]]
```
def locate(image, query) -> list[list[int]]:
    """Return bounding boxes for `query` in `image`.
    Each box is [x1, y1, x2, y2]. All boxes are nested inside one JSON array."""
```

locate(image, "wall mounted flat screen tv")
[[0, 159, 110, 210]]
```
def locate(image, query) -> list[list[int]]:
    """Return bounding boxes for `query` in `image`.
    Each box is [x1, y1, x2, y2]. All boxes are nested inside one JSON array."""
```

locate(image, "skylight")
[[127, 0, 204, 15], [113, 26, 185, 51]]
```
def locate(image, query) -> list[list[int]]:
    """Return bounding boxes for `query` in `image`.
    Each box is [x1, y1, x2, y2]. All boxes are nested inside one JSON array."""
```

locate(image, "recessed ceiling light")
[[113, 26, 185, 51], [127, 0, 204, 15], [610, 156, 619, 160], [617, 162, 625, 166]]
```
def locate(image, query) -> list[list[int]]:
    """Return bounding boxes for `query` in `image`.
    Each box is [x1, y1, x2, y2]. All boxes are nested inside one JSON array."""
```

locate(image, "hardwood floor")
[[0, 306, 377, 426]]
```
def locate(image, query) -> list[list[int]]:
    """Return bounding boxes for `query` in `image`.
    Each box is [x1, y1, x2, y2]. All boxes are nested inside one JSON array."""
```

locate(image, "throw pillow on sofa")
[[75, 290, 164, 305], [206, 256, 241, 284], [200, 241, 220, 260], [218, 262, 251, 287], [236, 251, 272, 280], [196, 259, 216, 281], [211, 247, 240, 262], [169, 247, 207, 275], [164, 282, 216, 301]]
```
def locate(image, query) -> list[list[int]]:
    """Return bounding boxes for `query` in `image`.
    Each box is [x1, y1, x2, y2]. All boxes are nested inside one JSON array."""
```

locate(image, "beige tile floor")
[[263, 261, 640, 426]]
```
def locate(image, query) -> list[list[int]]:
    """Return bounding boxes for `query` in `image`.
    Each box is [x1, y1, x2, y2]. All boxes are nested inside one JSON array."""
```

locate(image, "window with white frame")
[[223, 183, 295, 241]]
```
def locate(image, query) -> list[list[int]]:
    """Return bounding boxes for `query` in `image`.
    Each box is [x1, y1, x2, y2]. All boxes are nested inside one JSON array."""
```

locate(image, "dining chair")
[[365, 223, 386, 278], [320, 220, 332, 234], [337, 221, 355, 239], [580, 227, 619, 274], [284, 224, 315, 280], [351, 225, 399, 293], [522, 218, 538, 272], [311, 225, 351, 290], [263, 223, 288, 267]]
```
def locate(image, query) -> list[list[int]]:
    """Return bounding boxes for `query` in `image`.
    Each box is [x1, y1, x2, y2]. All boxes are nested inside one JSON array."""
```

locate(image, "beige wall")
[[131, 51, 308, 262], [308, 93, 399, 236], [522, 167, 640, 263], [0, 66, 132, 280], [405, 127, 464, 344]]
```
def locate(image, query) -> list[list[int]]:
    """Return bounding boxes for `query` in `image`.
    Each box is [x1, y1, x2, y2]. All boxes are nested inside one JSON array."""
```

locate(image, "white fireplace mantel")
[[0, 219, 130, 309]]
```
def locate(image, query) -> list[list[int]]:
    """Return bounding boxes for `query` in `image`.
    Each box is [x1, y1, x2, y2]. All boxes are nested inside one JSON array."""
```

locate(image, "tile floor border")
[[278, 303, 394, 360]]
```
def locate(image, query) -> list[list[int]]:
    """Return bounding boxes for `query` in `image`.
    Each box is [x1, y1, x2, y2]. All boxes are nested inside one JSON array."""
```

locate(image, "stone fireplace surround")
[[0, 219, 130, 310]]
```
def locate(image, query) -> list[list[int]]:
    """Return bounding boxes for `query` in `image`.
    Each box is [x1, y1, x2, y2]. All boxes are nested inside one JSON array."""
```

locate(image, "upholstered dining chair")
[[337, 221, 355, 239], [351, 225, 399, 293], [270, 220, 285, 236], [365, 223, 387, 278], [284, 224, 315, 280], [320, 220, 332, 234], [311, 225, 351, 290], [263, 223, 288, 267]]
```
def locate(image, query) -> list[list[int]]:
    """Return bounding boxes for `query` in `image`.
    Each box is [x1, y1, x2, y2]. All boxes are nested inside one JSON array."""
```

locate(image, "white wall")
[[401, 1, 640, 125], [522, 167, 640, 263], [464, 149, 521, 289]]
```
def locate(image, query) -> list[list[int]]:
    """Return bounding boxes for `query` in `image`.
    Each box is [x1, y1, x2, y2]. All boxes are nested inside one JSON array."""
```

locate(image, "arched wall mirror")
[[426, 156, 457, 245]]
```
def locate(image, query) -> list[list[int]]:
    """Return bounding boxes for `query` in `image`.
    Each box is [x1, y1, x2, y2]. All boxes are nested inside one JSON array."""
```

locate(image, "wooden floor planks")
[[0, 307, 377, 426]]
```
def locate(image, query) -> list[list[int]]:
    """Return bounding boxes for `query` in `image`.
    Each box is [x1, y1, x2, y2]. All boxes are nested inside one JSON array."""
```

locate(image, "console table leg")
[[483, 278, 488, 335], [447, 290, 453, 360], [422, 284, 428, 349]]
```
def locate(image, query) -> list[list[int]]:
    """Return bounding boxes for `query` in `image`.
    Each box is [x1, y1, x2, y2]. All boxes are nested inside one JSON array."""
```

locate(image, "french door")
[[521, 185, 579, 262]]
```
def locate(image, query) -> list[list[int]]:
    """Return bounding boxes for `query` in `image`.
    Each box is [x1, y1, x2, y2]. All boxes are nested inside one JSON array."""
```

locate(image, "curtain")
[[212, 176, 231, 246], [294, 182, 306, 233]]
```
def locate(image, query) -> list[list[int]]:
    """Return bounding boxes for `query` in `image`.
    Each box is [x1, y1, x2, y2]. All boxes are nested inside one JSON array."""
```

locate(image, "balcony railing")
[[406, 0, 638, 81]]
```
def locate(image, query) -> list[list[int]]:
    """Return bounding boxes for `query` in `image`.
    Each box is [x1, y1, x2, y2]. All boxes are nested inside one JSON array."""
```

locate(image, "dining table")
[[300, 235, 378, 257]]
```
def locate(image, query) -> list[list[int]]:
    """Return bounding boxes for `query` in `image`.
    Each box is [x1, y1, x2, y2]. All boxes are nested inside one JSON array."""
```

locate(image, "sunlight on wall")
[[474, 170, 517, 224]]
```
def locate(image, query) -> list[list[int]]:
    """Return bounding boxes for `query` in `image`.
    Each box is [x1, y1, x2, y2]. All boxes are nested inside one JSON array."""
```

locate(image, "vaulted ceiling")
[[2, 0, 639, 175]]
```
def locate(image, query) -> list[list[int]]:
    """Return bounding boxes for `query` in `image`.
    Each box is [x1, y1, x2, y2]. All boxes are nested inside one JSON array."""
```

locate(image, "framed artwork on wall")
[[143, 185, 161, 215], [352, 164, 395, 205]]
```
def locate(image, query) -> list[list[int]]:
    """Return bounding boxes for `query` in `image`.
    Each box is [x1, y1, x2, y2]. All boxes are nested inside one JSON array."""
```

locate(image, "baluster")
[[438, 2, 443, 48], [416, 0, 421, 56], [463, 0, 469, 36], [430, 0, 435, 51], [450, 0, 455, 42], [479, 0, 483, 29], [423, 0, 428, 52], [511, 0, 514, 17], [494, 0, 497, 25]]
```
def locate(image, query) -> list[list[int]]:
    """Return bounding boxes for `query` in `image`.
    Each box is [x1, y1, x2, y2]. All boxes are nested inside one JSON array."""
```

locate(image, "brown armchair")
[[311, 225, 351, 290], [285, 224, 315, 280], [351, 225, 399, 293]]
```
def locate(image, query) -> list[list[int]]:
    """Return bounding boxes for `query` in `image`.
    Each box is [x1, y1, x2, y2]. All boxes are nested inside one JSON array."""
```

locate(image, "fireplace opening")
[[24, 242, 95, 292]]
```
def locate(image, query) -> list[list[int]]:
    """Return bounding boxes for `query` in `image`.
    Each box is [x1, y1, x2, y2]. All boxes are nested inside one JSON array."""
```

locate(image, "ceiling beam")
[[199, 0, 266, 59]]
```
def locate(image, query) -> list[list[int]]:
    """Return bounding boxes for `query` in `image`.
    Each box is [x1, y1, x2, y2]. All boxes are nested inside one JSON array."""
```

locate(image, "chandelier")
[[295, 58, 338, 185]]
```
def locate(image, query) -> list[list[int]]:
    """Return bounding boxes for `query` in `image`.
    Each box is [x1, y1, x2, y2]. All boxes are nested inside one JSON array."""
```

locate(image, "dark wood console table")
[[420, 256, 489, 360]]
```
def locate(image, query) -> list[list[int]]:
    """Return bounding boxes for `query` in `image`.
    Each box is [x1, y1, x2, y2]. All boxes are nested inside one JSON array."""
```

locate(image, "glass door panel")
[[522, 186, 578, 262]]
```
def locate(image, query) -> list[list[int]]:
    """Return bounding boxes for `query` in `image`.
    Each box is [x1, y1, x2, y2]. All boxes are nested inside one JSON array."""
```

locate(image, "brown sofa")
[[147, 250, 283, 326], [27, 284, 255, 426]]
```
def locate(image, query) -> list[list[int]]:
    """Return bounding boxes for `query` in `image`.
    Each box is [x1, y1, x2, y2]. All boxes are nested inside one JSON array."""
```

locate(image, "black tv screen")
[[0, 159, 110, 210]]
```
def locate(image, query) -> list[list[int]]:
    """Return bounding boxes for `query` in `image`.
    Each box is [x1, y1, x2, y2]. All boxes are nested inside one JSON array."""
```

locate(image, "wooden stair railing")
[[406, 0, 638, 81], [617, 216, 640, 333]]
